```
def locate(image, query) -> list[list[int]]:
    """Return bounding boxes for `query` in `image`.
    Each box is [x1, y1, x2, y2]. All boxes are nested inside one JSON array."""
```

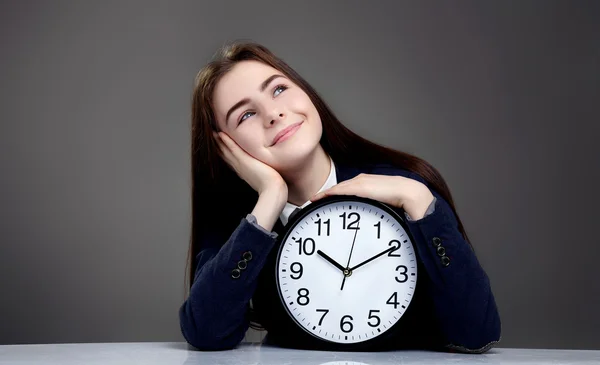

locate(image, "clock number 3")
[[395, 265, 408, 283]]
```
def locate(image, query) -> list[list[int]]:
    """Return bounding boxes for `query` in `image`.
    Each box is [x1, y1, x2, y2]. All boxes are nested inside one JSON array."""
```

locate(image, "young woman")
[[179, 41, 501, 353]]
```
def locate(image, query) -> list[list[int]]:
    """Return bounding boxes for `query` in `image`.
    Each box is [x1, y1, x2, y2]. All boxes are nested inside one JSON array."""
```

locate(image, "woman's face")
[[212, 60, 323, 171]]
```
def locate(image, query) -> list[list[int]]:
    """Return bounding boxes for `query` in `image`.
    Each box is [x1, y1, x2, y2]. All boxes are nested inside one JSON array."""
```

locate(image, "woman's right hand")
[[213, 131, 288, 197]]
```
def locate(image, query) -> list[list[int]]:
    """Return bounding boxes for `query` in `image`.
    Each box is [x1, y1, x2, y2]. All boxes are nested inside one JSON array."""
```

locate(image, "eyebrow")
[[225, 74, 285, 126]]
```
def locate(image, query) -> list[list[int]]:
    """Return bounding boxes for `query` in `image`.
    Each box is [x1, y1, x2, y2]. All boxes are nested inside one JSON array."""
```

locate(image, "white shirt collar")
[[279, 154, 337, 226]]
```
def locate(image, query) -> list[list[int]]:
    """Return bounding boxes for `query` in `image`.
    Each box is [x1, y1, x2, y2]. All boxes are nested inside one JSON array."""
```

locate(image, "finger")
[[311, 182, 363, 202], [213, 132, 236, 166], [217, 132, 235, 148], [311, 187, 337, 201], [213, 132, 231, 154], [213, 132, 224, 148], [220, 144, 235, 163], [216, 132, 242, 157], [213, 134, 227, 156]]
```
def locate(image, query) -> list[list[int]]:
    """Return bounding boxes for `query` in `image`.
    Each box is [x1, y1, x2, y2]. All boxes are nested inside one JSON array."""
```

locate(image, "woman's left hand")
[[310, 173, 435, 220]]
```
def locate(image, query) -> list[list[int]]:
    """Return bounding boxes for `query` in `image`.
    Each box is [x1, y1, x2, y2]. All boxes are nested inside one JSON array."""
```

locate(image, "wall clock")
[[254, 195, 419, 350]]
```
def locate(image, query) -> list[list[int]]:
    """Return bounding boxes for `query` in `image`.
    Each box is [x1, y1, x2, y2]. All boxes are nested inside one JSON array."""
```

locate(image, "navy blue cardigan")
[[179, 161, 501, 353]]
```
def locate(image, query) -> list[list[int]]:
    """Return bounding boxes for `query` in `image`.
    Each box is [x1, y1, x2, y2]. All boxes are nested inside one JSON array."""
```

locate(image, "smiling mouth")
[[271, 121, 303, 146]]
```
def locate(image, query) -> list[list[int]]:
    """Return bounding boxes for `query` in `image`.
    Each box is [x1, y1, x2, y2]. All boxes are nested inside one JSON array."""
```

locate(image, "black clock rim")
[[273, 194, 418, 348], [285, 195, 408, 229]]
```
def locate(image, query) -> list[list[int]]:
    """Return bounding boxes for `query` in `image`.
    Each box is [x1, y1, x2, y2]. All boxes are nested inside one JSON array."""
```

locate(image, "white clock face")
[[276, 199, 418, 344]]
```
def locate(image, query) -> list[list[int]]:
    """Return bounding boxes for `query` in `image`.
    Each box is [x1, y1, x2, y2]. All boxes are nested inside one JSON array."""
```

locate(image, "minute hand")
[[349, 247, 395, 272]]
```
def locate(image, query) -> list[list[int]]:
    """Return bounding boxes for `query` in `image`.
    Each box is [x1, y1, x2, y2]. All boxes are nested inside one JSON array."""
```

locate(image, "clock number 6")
[[340, 315, 354, 333], [294, 237, 315, 255]]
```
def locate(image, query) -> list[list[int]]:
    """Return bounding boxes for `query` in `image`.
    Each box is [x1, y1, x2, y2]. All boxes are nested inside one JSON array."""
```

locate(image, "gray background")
[[1, 0, 598, 350]]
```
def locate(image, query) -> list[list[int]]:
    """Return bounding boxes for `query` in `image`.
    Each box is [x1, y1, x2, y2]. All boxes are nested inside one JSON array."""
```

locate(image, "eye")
[[238, 84, 289, 124], [273, 84, 287, 97]]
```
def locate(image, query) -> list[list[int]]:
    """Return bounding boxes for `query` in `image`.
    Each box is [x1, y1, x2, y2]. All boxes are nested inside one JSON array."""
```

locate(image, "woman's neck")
[[280, 146, 331, 207]]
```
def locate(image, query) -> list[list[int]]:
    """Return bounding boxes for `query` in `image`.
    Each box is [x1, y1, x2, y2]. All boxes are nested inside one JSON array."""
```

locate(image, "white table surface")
[[0, 341, 599, 364]]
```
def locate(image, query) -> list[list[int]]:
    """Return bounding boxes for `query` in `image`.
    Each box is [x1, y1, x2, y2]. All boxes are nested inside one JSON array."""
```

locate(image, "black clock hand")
[[316, 250, 345, 272], [349, 247, 395, 272], [341, 221, 360, 291]]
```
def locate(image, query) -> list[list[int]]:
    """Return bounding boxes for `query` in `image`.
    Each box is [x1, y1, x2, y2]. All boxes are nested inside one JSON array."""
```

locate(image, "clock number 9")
[[297, 288, 310, 306], [294, 237, 315, 255], [290, 262, 303, 279], [339, 212, 361, 230], [340, 315, 354, 333]]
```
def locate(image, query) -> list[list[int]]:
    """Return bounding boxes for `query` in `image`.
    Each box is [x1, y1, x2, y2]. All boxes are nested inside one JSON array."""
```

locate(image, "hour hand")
[[317, 250, 346, 272]]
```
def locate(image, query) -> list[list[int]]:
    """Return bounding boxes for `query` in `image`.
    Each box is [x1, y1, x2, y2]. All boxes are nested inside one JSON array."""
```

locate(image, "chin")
[[274, 140, 320, 170]]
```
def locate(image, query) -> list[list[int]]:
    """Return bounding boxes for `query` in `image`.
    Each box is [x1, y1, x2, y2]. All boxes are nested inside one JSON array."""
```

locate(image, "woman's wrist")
[[403, 188, 435, 221], [253, 186, 288, 232]]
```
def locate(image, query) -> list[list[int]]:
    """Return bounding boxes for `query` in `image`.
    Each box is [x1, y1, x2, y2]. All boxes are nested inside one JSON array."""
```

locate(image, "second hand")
[[340, 221, 360, 291]]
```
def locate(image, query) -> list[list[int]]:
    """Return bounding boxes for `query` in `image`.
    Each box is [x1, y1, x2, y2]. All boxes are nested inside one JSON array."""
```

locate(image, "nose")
[[265, 112, 285, 127]]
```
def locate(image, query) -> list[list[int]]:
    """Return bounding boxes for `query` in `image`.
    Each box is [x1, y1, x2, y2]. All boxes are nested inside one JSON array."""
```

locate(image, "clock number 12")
[[339, 212, 361, 230]]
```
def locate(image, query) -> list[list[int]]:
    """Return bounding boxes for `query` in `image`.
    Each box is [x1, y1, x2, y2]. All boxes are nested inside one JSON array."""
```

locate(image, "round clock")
[[254, 194, 419, 351]]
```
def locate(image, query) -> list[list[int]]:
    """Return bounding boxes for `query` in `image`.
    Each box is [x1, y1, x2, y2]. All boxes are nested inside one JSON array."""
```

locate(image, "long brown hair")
[[184, 40, 474, 330]]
